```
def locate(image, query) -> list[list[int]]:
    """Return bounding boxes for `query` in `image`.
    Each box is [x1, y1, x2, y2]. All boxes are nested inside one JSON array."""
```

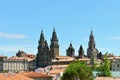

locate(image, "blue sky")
[[0, 0, 120, 57]]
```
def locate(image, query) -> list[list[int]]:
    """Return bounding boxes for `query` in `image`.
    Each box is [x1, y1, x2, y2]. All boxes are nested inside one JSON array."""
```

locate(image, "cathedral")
[[36, 28, 59, 68], [36, 28, 100, 68]]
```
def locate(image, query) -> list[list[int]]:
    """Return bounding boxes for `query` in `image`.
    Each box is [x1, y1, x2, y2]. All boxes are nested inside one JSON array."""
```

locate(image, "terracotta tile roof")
[[14, 74, 33, 80], [52, 65, 68, 68], [53, 56, 90, 62], [50, 70, 63, 74], [26, 54, 35, 59], [0, 73, 6, 80], [78, 58, 90, 60], [56, 56, 74, 58], [19, 72, 30, 76], [21, 72, 52, 78], [95, 77, 120, 80], [52, 65, 68, 70], [0, 73, 33, 80]]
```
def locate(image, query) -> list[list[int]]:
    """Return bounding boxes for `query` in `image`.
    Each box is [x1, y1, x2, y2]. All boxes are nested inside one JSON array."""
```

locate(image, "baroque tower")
[[66, 43, 75, 57], [36, 30, 52, 68], [78, 45, 84, 58], [50, 28, 59, 59], [87, 30, 98, 58]]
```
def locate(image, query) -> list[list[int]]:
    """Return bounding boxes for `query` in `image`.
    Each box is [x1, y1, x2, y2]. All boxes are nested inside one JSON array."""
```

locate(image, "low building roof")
[[4, 56, 34, 61], [21, 72, 52, 78], [0, 73, 33, 80], [50, 70, 64, 74], [0, 73, 6, 80]]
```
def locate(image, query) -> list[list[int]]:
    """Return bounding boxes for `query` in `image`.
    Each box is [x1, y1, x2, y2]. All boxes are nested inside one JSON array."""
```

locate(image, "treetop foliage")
[[61, 60, 94, 80]]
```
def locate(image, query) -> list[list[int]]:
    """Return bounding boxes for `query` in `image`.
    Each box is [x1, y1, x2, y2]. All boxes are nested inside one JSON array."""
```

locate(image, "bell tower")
[[87, 30, 98, 58], [50, 28, 59, 59]]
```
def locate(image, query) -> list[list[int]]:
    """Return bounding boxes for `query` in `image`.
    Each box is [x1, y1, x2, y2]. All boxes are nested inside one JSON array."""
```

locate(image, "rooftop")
[[4, 56, 34, 61], [0, 73, 33, 80], [95, 77, 120, 80], [20, 72, 52, 78]]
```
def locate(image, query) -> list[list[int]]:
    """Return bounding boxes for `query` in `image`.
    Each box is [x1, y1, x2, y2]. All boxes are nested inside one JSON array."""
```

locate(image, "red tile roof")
[[0, 73, 33, 80], [0, 73, 6, 80], [21, 72, 52, 78]]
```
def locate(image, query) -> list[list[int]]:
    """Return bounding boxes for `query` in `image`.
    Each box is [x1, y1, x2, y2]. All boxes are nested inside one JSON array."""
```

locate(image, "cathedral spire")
[[69, 43, 73, 48], [90, 30, 95, 43], [40, 30, 44, 43], [38, 30, 45, 49], [70, 43, 72, 46], [51, 27, 58, 41], [50, 27, 59, 58], [87, 30, 98, 58]]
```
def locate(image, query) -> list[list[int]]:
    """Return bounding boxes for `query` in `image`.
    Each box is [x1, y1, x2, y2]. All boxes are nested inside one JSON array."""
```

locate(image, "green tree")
[[61, 61, 94, 80], [98, 52, 111, 77]]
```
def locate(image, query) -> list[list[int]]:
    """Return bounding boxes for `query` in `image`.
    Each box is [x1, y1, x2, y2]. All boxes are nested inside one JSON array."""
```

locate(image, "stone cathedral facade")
[[36, 28, 59, 68]]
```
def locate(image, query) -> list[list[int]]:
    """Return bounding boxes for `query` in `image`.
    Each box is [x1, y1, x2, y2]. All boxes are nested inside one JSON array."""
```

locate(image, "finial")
[[91, 27, 93, 34], [40, 28, 44, 36], [40, 27, 44, 34], [53, 26, 55, 32], [80, 45, 82, 47], [70, 41, 72, 46]]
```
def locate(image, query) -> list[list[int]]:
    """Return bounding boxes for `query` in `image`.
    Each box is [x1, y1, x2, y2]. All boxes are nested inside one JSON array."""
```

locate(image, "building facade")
[[111, 59, 120, 71], [36, 30, 52, 68], [0, 56, 35, 72], [0, 56, 7, 72]]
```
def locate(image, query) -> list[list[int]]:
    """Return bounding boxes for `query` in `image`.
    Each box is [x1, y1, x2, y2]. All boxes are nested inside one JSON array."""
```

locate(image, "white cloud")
[[106, 37, 120, 40], [0, 44, 37, 56], [0, 32, 27, 39]]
